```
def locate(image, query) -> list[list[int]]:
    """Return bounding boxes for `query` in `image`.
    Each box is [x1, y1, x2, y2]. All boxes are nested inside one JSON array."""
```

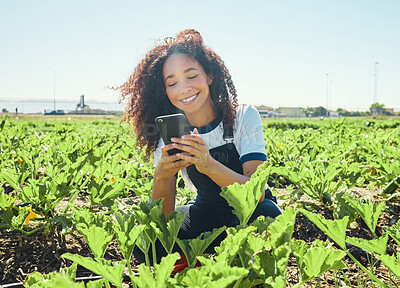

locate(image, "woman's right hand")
[[154, 143, 191, 179]]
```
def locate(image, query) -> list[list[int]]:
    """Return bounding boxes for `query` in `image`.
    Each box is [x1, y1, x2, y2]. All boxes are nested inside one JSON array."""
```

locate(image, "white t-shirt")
[[154, 104, 267, 191]]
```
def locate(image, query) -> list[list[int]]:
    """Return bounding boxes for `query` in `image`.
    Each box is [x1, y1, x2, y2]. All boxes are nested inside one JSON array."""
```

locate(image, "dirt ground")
[[1, 189, 399, 287]]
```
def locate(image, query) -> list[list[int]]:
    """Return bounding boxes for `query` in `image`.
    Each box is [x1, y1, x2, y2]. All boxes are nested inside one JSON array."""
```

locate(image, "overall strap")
[[223, 122, 234, 149]]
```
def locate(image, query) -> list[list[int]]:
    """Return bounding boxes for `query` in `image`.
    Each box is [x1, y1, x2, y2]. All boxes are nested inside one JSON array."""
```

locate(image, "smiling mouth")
[[180, 93, 199, 103]]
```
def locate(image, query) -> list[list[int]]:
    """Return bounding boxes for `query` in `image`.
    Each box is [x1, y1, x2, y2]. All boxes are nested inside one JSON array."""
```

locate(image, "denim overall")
[[133, 123, 281, 263]]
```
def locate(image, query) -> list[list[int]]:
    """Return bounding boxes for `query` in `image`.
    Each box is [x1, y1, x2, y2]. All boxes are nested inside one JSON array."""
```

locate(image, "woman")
[[119, 29, 281, 263]]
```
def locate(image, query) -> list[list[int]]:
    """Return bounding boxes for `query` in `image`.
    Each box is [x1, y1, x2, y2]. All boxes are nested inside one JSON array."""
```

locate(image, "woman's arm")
[[151, 173, 177, 214], [151, 144, 191, 213]]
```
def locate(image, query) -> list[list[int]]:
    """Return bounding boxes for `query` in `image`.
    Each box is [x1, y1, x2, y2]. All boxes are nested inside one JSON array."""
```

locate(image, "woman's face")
[[163, 53, 213, 118]]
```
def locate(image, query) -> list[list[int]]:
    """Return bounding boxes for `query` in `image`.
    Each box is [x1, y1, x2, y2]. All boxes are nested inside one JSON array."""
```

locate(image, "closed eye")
[[188, 74, 198, 80], [168, 82, 177, 87]]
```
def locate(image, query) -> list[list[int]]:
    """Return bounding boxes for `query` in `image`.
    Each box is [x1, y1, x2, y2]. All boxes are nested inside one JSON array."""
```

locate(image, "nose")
[[179, 81, 192, 95]]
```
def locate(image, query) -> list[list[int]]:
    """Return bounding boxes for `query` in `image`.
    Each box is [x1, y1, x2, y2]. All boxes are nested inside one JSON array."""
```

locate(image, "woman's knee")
[[249, 198, 282, 223]]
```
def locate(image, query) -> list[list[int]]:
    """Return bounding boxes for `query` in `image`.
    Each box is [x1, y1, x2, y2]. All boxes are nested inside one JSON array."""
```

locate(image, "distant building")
[[275, 107, 306, 118], [255, 105, 274, 118], [386, 108, 395, 114], [329, 111, 339, 117]]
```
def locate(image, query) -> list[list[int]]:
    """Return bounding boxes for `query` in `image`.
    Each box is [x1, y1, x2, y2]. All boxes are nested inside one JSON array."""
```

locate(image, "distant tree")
[[2, 108, 8, 113], [313, 106, 328, 117], [302, 106, 328, 117], [369, 102, 392, 116], [302, 107, 314, 117], [336, 108, 349, 117]]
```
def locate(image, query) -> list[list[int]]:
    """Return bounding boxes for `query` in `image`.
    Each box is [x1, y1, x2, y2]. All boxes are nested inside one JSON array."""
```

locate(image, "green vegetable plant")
[[132, 253, 180, 288], [291, 240, 346, 288], [343, 195, 386, 238], [113, 209, 145, 276], [176, 226, 226, 269], [220, 161, 271, 226], [272, 156, 344, 204], [300, 208, 390, 288]]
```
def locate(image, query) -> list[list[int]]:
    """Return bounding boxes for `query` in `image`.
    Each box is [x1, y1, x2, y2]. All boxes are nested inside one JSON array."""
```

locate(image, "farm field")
[[0, 114, 399, 287]]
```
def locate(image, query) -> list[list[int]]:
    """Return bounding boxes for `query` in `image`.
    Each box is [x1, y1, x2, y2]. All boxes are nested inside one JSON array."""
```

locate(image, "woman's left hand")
[[171, 128, 215, 175]]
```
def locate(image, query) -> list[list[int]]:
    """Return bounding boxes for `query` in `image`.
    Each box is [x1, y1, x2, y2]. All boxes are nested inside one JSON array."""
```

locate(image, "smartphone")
[[155, 113, 191, 155]]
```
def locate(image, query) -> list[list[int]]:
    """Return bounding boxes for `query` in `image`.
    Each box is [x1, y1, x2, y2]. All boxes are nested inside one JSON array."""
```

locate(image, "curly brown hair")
[[118, 29, 239, 157]]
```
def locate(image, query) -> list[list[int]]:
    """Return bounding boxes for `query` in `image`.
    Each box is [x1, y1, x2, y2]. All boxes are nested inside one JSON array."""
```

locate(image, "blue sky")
[[1, 0, 399, 112]]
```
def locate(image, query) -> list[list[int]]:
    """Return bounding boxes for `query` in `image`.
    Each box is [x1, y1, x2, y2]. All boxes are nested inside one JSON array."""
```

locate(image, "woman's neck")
[[186, 105, 217, 127]]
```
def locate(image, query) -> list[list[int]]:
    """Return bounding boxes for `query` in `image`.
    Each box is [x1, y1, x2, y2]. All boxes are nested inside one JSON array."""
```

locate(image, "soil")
[[1, 189, 399, 287]]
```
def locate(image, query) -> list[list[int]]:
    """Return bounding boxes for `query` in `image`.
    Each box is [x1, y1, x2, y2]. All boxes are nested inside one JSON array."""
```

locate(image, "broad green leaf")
[[115, 223, 145, 262], [268, 207, 296, 248], [0, 191, 17, 210], [384, 219, 400, 247], [344, 195, 385, 236], [28, 275, 85, 288], [152, 210, 186, 254], [214, 226, 256, 265], [237, 232, 271, 269], [176, 226, 226, 269], [377, 253, 400, 278], [220, 163, 271, 225], [331, 190, 359, 222], [72, 208, 113, 231], [346, 234, 388, 255], [114, 210, 145, 262], [250, 215, 274, 235], [250, 244, 291, 288], [25, 263, 78, 287], [88, 180, 124, 206], [300, 209, 348, 249], [132, 253, 180, 288], [77, 226, 114, 259], [132, 197, 163, 226], [292, 240, 346, 283], [62, 253, 126, 288], [176, 259, 248, 288], [86, 279, 106, 288], [0, 169, 22, 192]]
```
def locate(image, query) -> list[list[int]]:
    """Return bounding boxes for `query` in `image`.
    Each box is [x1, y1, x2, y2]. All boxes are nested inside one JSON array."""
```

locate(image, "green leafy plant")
[[62, 253, 126, 288], [291, 240, 346, 287], [176, 226, 226, 269], [220, 162, 271, 226], [343, 195, 386, 238], [132, 253, 180, 288]]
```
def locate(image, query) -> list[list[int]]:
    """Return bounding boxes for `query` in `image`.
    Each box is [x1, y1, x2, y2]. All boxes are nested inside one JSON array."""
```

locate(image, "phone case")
[[155, 113, 191, 155]]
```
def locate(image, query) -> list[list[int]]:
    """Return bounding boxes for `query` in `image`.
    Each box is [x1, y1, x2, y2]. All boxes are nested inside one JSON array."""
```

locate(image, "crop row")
[[1, 114, 399, 287]]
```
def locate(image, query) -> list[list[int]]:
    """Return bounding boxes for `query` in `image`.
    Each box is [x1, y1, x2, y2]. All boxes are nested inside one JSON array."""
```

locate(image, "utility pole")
[[326, 73, 329, 113], [373, 62, 379, 104], [53, 71, 56, 111]]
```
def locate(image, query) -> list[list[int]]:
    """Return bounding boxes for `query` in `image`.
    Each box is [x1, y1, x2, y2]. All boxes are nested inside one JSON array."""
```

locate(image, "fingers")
[[161, 144, 179, 157], [172, 159, 191, 170], [171, 137, 206, 154]]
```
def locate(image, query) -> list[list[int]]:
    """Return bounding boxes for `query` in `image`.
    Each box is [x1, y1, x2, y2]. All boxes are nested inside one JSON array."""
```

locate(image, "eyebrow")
[[165, 67, 199, 81]]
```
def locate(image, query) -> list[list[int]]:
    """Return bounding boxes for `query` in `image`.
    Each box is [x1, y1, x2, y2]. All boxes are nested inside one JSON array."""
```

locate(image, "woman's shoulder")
[[235, 103, 262, 122]]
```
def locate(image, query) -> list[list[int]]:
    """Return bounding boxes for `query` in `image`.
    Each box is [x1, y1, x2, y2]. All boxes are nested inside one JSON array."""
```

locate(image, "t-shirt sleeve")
[[236, 105, 267, 164], [153, 138, 164, 167]]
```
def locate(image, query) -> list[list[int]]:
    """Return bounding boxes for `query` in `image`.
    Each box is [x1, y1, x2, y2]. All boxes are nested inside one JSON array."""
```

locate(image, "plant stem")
[[232, 276, 244, 288], [347, 251, 389, 288], [18, 225, 44, 235], [144, 248, 150, 267], [152, 241, 157, 269]]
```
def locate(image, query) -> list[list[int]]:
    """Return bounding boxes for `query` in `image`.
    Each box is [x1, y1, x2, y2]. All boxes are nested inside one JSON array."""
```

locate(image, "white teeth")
[[181, 94, 197, 103]]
